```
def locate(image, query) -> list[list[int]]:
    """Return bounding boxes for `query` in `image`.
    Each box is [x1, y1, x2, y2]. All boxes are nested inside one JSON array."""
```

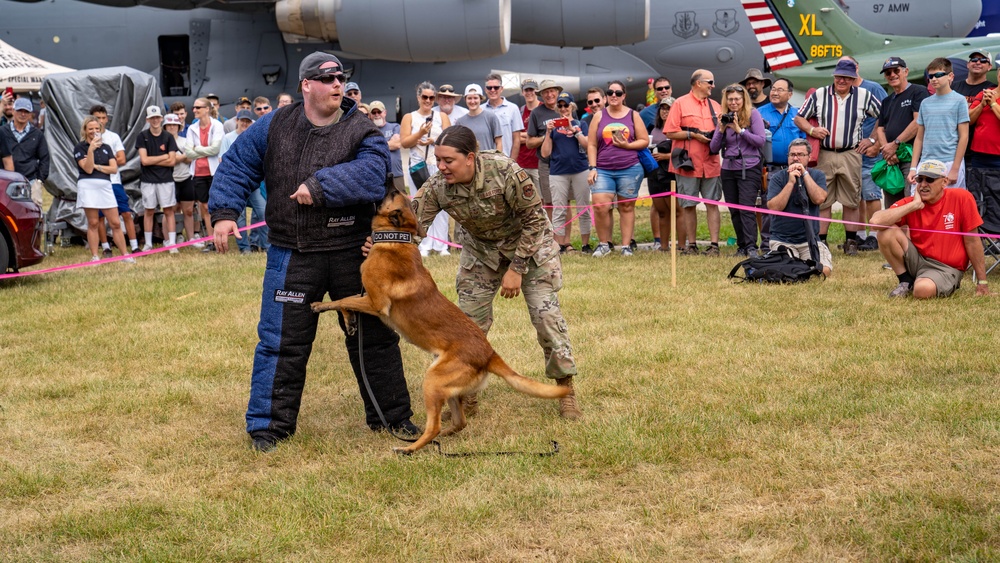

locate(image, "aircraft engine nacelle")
[[508, 0, 648, 47], [275, 0, 511, 62]]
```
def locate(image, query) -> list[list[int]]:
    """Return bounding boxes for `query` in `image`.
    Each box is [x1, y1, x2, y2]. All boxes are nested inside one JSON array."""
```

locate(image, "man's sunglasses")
[[970, 57, 991, 64], [308, 73, 345, 84], [606, 89, 625, 97], [485, 85, 502, 91], [587, 99, 602, 105], [700, 79, 715, 85], [254, 106, 270, 112], [884, 68, 903, 76], [916, 175, 940, 183], [656, 86, 671, 91], [370, 109, 383, 115]]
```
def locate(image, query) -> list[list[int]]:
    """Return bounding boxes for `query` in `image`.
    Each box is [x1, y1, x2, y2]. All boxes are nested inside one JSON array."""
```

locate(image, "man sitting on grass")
[[871, 159, 990, 298]]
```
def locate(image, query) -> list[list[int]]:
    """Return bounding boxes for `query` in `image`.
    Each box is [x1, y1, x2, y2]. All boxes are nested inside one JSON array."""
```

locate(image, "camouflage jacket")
[[413, 151, 559, 272]]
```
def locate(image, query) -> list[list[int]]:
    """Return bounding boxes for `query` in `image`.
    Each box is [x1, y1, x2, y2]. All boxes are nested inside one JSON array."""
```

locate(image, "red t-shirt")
[[892, 188, 983, 270], [970, 91, 1000, 156], [516, 105, 539, 170], [194, 123, 211, 177]]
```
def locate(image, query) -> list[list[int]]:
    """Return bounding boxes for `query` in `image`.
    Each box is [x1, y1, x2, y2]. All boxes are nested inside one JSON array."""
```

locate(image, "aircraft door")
[[158, 35, 191, 97]]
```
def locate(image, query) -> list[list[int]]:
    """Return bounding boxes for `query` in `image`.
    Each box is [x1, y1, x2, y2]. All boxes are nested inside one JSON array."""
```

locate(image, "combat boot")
[[556, 376, 582, 420]]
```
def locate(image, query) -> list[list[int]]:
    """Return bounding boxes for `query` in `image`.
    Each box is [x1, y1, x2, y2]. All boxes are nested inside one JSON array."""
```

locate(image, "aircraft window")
[[158, 35, 190, 97]]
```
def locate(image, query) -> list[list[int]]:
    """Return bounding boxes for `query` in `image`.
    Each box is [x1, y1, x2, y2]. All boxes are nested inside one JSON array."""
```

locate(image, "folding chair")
[[965, 167, 1000, 281]]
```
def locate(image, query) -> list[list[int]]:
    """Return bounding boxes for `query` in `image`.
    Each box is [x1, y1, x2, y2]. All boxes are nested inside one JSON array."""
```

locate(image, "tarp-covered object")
[[0, 39, 74, 92], [40, 67, 162, 234]]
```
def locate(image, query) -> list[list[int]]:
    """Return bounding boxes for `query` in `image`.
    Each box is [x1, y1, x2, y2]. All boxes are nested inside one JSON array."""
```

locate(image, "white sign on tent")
[[0, 39, 74, 92]]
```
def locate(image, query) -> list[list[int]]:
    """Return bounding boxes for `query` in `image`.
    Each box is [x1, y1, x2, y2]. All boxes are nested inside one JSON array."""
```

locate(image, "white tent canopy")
[[0, 39, 74, 92]]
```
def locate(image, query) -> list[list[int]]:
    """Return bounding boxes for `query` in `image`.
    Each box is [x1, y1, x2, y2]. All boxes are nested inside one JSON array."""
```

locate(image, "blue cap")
[[557, 91, 574, 104], [832, 59, 859, 79], [13, 98, 32, 112], [235, 109, 255, 121]]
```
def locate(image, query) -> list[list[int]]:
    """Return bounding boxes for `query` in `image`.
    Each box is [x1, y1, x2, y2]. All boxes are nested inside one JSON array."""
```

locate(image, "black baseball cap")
[[881, 57, 907, 74]]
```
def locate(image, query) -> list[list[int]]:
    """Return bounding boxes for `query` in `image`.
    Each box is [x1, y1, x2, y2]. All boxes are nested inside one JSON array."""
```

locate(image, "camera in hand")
[[720, 112, 736, 126]]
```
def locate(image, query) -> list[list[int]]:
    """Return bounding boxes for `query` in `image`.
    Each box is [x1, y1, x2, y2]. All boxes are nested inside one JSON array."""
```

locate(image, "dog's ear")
[[389, 209, 404, 228]]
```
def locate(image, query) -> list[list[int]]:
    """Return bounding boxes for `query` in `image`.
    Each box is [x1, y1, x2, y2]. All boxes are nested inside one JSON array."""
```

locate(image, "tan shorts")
[[904, 242, 964, 297], [817, 149, 861, 210], [769, 239, 833, 272]]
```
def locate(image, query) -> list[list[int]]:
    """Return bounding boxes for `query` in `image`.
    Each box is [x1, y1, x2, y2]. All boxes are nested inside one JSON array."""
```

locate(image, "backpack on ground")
[[728, 245, 824, 283]]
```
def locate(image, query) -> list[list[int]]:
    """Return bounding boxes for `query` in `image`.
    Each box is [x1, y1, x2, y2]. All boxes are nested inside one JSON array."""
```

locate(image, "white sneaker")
[[439, 249, 450, 256], [620, 247, 634, 257], [122, 257, 137, 264], [141, 244, 153, 252], [592, 243, 612, 257], [652, 242, 661, 251], [90, 255, 100, 262], [192, 241, 206, 249], [420, 249, 430, 257], [169, 247, 180, 254]]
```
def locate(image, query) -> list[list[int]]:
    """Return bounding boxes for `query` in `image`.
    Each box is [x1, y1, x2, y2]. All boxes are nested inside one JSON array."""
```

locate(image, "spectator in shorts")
[[541, 90, 592, 253], [873, 159, 989, 298], [586, 79, 648, 257], [164, 113, 197, 246], [137, 106, 178, 252], [74, 117, 133, 263], [648, 97, 679, 251], [665, 69, 724, 255], [908, 58, 969, 188], [526, 79, 563, 223], [89, 104, 138, 254], [185, 97, 224, 251], [874, 57, 929, 208]]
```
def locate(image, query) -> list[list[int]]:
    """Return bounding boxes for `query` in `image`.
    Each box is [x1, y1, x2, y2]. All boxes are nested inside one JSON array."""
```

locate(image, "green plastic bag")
[[871, 143, 913, 195]]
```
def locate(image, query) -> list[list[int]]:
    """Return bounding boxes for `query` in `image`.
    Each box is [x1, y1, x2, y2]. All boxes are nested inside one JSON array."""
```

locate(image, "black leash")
[[355, 291, 561, 458]]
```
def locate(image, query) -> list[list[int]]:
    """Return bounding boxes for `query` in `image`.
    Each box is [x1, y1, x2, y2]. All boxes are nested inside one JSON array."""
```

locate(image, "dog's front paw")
[[392, 446, 414, 456], [310, 301, 332, 314]]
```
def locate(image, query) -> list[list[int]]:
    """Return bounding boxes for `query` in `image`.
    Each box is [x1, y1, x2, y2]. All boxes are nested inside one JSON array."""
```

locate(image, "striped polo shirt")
[[799, 85, 881, 151]]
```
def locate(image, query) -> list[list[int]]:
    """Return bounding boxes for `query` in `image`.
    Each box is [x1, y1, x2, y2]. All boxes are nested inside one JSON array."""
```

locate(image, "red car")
[[0, 170, 45, 273]]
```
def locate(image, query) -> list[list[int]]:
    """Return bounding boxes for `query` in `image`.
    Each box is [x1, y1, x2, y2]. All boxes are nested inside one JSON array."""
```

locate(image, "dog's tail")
[[487, 354, 570, 399]]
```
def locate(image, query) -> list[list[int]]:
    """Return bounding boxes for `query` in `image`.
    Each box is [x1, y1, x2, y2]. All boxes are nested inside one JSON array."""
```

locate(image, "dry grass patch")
[[1, 240, 998, 561]]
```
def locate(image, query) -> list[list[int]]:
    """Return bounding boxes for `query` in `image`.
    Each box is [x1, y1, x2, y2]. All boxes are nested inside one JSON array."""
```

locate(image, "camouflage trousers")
[[456, 252, 578, 380]]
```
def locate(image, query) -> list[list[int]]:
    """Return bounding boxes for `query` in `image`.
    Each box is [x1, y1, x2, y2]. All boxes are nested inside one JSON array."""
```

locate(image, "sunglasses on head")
[[308, 73, 345, 84], [606, 89, 625, 97], [420, 95, 436, 101], [587, 99, 601, 105], [970, 57, 990, 64], [485, 85, 502, 91], [726, 85, 745, 93], [928, 71, 949, 79]]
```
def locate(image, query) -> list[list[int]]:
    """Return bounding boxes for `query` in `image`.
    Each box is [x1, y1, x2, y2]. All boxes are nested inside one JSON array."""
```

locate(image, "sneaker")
[[130, 246, 140, 253], [240, 248, 252, 255], [141, 243, 153, 252], [702, 245, 720, 256], [122, 257, 136, 264], [882, 263, 893, 270], [250, 431, 281, 453], [620, 246, 634, 257], [629, 239, 638, 251], [888, 281, 912, 298], [843, 238, 859, 256], [102, 247, 113, 259], [90, 255, 100, 262], [652, 241, 661, 251], [592, 243, 612, 257], [680, 244, 700, 256], [192, 241, 206, 249], [857, 235, 879, 251], [580, 244, 593, 254], [169, 247, 180, 254], [201, 242, 216, 253], [420, 249, 430, 257], [439, 249, 450, 256]]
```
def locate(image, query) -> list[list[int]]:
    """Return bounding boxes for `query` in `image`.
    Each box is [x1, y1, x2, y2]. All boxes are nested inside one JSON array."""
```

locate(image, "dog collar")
[[372, 230, 415, 244]]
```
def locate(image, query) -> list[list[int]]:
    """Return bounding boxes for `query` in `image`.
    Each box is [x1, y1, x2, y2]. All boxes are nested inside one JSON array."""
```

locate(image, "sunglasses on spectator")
[[485, 85, 502, 91], [255, 106, 270, 112], [656, 85, 671, 91], [928, 71, 950, 79], [192, 105, 207, 109], [370, 109, 383, 115], [587, 99, 601, 105], [884, 68, 903, 76], [606, 89, 625, 97], [700, 79, 715, 85], [970, 57, 990, 64], [557, 102, 570, 108], [308, 73, 345, 84], [420, 95, 436, 101], [916, 175, 940, 183]]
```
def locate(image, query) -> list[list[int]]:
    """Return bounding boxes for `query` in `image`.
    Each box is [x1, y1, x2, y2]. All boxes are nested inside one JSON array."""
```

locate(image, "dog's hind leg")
[[438, 395, 466, 437]]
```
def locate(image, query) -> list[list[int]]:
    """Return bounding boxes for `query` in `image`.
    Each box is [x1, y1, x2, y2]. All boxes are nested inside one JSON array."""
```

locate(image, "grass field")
[[1, 221, 998, 561]]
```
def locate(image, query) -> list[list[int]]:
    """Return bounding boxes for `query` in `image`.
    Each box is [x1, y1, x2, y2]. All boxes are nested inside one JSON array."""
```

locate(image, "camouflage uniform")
[[413, 151, 577, 379]]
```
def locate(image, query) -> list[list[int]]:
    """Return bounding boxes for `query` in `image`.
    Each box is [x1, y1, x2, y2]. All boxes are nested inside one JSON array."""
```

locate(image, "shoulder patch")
[[516, 169, 529, 183], [522, 183, 534, 199]]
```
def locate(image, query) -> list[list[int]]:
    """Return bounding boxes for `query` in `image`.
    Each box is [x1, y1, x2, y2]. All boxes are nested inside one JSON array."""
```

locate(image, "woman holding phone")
[[400, 81, 452, 256], [74, 116, 134, 263], [586, 80, 648, 257]]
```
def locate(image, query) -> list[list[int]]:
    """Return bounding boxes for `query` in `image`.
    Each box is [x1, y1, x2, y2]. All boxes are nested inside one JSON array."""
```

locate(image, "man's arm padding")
[[305, 132, 391, 207]]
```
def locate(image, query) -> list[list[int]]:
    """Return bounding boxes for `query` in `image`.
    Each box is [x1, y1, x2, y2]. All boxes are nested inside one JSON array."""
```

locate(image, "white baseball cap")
[[146, 105, 163, 119], [464, 84, 485, 100]]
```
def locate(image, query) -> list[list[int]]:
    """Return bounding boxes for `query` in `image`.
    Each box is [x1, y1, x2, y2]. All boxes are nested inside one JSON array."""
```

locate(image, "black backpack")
[[728, 245, 824, 283]]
